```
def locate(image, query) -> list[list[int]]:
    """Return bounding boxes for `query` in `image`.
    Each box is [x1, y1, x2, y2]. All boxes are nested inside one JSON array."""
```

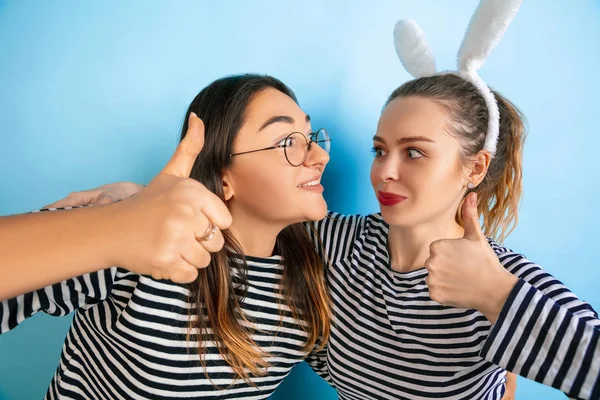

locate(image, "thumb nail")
[[469, 193, 477, 206]]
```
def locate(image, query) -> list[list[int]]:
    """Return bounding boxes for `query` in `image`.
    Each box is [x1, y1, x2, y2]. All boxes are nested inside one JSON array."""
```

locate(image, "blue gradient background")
[[1, 1, 598, 399]]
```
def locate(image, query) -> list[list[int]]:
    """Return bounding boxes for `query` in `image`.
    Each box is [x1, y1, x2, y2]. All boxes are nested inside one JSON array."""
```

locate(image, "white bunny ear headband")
[[393, 0, 522, 156]]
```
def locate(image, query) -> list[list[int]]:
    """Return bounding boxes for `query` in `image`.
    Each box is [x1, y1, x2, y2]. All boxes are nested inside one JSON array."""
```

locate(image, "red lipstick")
[[378, 192, 407, 206]]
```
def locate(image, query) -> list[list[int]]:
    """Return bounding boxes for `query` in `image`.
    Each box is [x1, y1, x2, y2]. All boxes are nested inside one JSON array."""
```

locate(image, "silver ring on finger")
[[199, 222, 218, 241]]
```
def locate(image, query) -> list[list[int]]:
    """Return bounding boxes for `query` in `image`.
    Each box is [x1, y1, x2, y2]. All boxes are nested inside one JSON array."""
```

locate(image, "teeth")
[[299, 180, 320, 187]]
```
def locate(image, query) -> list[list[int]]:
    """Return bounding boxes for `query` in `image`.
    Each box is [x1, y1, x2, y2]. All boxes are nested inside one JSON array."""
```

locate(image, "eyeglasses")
[[229, 128, 331, 167]]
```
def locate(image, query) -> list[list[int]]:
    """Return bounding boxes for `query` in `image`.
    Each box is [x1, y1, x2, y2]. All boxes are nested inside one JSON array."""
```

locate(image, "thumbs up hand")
[[424, 193, 517, 323], [108, 113, 232, 283]]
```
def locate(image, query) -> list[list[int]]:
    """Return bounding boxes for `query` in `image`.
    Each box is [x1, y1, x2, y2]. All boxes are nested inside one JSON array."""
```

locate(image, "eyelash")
[[371, 146, 386, 158], [277, 136, 293, 147], [406, 148, 424, 159], [276, 132, 312, 147], [371, 146, 424, 159]]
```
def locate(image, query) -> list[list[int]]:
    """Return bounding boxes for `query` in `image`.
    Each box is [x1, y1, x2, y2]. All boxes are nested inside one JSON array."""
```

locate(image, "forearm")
[[481, 279, 600, 399], [0, 205, 119, 301]]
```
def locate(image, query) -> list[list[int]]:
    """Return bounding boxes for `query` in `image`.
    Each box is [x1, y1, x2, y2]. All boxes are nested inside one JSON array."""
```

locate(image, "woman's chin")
[[380, 208, 414, 227], [306, 200, 328, 221]]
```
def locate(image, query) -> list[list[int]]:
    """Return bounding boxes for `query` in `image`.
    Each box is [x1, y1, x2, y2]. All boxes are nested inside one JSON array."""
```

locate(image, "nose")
[[373, 155, 399, 183], [304, 142, 330, 168]]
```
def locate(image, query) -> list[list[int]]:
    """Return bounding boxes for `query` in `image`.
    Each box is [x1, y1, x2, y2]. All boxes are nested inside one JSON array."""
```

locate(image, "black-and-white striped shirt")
[[1, 255, 313, 399], [3, 209, 600, 399], [307, 212, 600, 400]]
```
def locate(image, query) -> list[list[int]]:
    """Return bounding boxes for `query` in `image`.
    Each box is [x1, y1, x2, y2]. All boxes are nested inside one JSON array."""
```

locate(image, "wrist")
[[91, 200, 132, 269]]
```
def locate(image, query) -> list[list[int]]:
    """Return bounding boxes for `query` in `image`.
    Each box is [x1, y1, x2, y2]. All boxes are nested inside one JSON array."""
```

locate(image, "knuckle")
[[150, 268, 163, 281], [424, 259, 436, 272], [177, 202, 196, 219], [173, 268, 197, 283], [428, 286, 438, 300], [223, 211, 233, 228], [429, 240, 442, 252], [200, 252, 212, 268], [427, 286, 444, 303], [169, 269, 184, 283], [211, 234, 225, 251], [180, 178, 201, 194]]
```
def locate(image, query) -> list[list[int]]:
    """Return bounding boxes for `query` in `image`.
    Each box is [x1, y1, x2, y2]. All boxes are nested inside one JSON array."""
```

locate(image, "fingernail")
[[190, 112, 198, 119], [470, 193, 477, 206]]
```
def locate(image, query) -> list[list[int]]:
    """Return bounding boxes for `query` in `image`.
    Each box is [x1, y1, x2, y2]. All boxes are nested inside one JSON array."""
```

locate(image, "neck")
[[226, 205, 286, 258], [387, 215, 464, 273]]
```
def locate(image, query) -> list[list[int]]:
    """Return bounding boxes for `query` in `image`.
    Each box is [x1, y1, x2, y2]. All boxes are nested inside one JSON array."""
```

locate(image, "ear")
[[467, 150, 492, 186], [221, 170, 235, 201]]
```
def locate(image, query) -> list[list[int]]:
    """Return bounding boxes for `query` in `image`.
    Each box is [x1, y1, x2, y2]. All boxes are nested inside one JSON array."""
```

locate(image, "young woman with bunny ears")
[[11, 1, 600, 399], [303, 1, 599, 398]]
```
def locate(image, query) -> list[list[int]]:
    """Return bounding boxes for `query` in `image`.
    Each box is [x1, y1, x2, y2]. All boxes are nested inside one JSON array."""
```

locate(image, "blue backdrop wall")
[[1, 1, 599, 398]]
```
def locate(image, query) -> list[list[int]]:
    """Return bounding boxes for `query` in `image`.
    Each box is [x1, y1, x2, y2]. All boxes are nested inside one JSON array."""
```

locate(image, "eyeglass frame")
[[228, 128, 330, 167]]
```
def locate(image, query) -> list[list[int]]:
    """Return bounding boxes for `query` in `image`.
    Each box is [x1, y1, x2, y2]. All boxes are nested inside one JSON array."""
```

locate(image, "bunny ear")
[[394, 20, 437, 78], [457, 0, 522, 72]]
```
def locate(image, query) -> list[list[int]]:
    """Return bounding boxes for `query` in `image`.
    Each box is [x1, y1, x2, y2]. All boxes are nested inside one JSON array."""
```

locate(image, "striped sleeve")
[[1, 205, 117, 333], [0, 268, 117, 333], [310, 212, 365, 264], [305, 344, 334, 386], [480, 250, 600, 399]]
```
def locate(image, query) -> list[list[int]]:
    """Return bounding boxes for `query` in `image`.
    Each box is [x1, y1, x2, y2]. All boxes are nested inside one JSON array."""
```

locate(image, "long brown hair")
[[386, 74, 527, 242], [179, 74, 330, 384]]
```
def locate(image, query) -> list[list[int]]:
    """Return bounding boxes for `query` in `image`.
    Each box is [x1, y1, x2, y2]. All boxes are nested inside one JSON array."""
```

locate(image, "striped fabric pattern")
[[306, 212, 600, 400], [1, 254, 311, 399]]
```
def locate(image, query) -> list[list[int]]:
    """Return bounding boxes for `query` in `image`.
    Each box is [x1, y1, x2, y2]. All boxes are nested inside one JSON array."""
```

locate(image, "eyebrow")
[[372, 135, 435, 145], [259, 114, 311, 131]]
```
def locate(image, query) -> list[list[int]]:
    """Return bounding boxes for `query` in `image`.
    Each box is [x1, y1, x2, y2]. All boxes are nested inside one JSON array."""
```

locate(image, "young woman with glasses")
[[0, 74, 335, 400]]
